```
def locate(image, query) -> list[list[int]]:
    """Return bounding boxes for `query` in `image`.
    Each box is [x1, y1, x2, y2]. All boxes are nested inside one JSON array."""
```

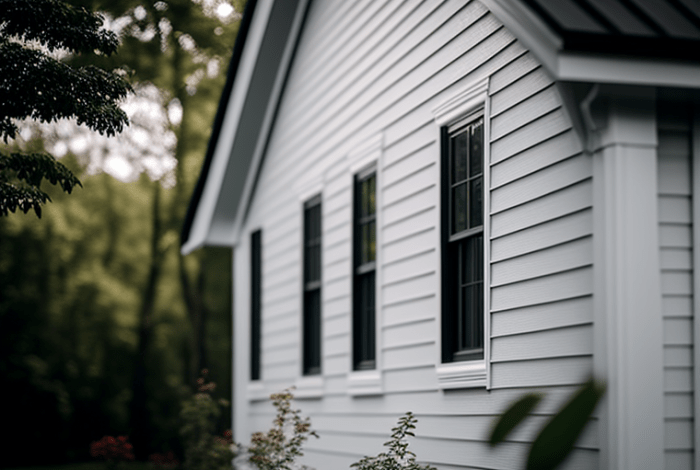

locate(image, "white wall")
[[233, 1, 596, 468]]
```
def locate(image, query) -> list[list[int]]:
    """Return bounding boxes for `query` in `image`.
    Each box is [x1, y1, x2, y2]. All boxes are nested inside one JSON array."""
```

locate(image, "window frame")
[[250, 229, 262, 382], [433, 76, 491, 389], [441, 112, 485, 364], [302, 194, 323, 376], [352, 164, 378, 372]]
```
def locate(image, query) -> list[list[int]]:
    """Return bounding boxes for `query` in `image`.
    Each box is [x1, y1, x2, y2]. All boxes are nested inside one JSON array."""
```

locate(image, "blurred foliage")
[[0, 0, 131, 216], [0, 0, 243, 465], [179, 370, 235, 470], [488, 377, 606, 470]]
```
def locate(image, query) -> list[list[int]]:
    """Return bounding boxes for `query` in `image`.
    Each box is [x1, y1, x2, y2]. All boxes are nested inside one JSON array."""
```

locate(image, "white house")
[[181, 0, 700, 468]]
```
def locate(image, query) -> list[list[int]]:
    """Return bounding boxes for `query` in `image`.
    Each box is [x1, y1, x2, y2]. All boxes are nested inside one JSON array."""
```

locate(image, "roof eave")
[[482, 0, 700, 89], [181, 0, 309, 254]]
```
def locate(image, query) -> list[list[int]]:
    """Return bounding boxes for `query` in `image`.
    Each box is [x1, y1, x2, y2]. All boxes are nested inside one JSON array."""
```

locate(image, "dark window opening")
[[353, 167, 377, 371], [250, 230, 262, 380], [442, 114, 485, 363], [303, 195, 322, 375]]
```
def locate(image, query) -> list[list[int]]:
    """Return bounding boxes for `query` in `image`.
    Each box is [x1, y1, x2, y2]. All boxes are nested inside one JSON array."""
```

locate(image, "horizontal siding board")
[[491, 356, 593, 389], [383, 248, 436, 286], [664, 346, 693, 367], [659, 225, 692, 248], [383, 229, 436, 267], [491, 296, 593, 337], [491, 237, 592, 287], [491, 180, 593, 238], [382, 272, 436, 306], [665, 420, 693, 449], [490, 109, 571, 163], [491, 130, 583, 188], [489, 51, 540, 94], [384, 318, 436, 349], [664, 393, 694, 419], [490, 86, 561, 141], [664, 318, 693, 345], [491, 210, 592, 262], [662, 296, 693, 316], [664, 451, 693, 470], [660, 248, 693, 270], [658, 195, 691, 224], [491, 325, 593, 362], [491, 267, 593, 312], [383, 208, 435, 246], [382, 164, 435, 206], [384, 294, 436, 327], [490, 66, 553, 117], [664, 369, 693, 393], [383, 341, 435, 370], [491, 154, 591, 213]]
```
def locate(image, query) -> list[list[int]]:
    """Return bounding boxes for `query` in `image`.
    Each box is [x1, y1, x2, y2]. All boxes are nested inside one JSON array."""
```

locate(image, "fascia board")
[[557, 53, 700, 88], [480, 0, 561, 76], [181, 0, 276, 255], [229, 0, 310, 246]]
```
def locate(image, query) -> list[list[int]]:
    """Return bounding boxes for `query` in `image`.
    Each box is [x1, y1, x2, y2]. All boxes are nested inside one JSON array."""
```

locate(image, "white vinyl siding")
[[236, 0, 595, 468], [657, 96, 694, 470]]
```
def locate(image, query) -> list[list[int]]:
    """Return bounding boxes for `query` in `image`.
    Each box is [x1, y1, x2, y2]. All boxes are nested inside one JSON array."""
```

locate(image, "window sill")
[[294, 375, 324, 399], [247, 381, 267, 401], [348, 370, 382, 396], [436, 361, 487, 389]]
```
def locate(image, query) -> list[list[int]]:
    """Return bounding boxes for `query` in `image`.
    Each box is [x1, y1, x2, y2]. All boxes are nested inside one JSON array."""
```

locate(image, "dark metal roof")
[[180, 0, 258, 248], [523, 0, 700, 61]]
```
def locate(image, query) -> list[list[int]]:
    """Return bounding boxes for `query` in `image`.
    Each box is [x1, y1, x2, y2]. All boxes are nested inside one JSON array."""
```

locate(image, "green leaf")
[[526, 378, 606, 470], [488, 393, 543, 446]]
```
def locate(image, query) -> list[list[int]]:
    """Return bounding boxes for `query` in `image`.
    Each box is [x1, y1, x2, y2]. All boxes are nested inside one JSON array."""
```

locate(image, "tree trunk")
[[129, 182, 163, 459]]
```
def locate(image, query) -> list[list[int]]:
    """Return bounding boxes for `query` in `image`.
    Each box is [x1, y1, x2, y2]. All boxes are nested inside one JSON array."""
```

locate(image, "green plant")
[[179, 370, 235, 470], [247, 388, 318, 470], [351, 412, 435, 470], [489, 377, 606, 470]]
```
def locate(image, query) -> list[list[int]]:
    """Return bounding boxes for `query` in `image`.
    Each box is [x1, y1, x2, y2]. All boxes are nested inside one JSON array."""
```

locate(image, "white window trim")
[[433, 76, 491, 390], [295, 184, 325, 398], [348, 133, 384, 397]]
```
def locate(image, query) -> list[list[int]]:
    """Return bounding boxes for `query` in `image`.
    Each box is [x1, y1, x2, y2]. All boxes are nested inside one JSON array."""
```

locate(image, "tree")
[[0, 0, 131, 217]]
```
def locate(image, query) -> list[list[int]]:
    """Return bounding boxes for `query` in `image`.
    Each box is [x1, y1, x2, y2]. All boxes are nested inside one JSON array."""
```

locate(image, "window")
[[353, 166, 377, 371], [303, 196, 322, 375], [441, 112, 485, 363], [250, 230, 262, 381]]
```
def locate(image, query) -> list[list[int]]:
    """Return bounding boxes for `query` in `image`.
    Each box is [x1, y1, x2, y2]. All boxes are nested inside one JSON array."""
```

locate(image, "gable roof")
[[181, 0, 700, 254]]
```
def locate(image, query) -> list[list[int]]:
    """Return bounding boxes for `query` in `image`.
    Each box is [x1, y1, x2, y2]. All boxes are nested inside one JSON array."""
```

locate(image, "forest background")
[[0, 0, 244, 465]]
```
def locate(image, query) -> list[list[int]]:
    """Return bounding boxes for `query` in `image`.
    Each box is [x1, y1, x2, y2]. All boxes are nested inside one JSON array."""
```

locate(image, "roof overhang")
[[482, 0, 700, 89], [181, 0, 309, 254]]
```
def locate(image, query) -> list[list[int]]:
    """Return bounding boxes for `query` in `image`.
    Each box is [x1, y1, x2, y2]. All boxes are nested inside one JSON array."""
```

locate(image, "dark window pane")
[[470, 177, 483, 228], [469, 119, 483, 177], [452, 132, 468, 184], [369, 220, 376, 262], [369, 174, 376, 215], [452, 183, 467, 234], [461, 236, 483, 284]]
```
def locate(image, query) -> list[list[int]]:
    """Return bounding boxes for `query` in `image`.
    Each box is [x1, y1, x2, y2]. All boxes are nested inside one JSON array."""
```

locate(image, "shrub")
[[90, 435, 135, 469], [350, 412, 435, 470], [247, 388, 318, 470], [180, 370, 236, 470]]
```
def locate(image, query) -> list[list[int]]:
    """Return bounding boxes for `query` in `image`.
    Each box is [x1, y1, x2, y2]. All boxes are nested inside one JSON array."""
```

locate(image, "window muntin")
[[353, 166, 376, 371], [250, 230, 262, 381], [443, 113, 485, 363], [303, 196, 322, 375]]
